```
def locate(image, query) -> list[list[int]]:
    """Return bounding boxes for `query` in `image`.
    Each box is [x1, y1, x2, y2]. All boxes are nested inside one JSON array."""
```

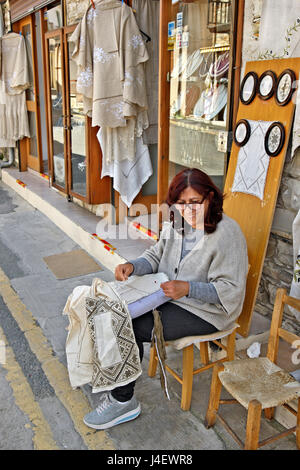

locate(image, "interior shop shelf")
[[170, 118, 226, 134]]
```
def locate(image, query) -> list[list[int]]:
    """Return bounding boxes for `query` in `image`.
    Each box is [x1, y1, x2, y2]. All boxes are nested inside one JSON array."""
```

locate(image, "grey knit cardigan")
[[137, 214, 248, 331]]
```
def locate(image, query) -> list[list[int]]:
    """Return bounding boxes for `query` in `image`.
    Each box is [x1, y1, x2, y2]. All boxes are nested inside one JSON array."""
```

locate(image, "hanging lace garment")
[[0, 33, 30, 147], [70, 0, 152, 200], [99, 128, 153, 207], [231, 120, 274, 201], [70, 0, 149, 131]]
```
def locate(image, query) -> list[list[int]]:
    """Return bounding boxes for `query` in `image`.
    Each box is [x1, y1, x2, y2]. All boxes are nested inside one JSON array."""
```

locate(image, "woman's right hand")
[[114, 262, 134, 281]]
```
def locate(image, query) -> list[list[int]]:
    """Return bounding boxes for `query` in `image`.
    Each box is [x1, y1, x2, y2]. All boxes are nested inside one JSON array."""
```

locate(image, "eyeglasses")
[[175, 200, 205, 210]]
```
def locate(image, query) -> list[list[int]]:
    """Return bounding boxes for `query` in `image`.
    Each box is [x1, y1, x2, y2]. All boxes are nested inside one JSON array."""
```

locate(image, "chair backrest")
[[267, 288, 300, 364]]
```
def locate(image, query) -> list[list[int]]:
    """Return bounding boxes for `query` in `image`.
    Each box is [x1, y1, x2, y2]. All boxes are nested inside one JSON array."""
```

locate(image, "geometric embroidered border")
[[86, 297, 142, 392]]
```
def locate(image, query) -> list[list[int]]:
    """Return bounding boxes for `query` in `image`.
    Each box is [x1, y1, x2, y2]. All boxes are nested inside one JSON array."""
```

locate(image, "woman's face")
[[175, 186, 209, 229]]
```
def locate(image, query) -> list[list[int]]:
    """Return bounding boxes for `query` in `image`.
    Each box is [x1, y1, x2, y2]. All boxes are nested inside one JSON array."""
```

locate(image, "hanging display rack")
[[207, 0, 231, 33]]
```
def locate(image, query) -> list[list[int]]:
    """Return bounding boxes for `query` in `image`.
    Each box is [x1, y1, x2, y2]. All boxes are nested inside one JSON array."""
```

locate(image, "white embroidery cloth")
[[63, 277, 142, 392], [111, 272, 169, 304], [99, 129, 153, 207], [0, 33, 30, 147], [63, 273, 168, 391], [70, 0, 149, 130], [100, 118, 136, 164], [231, 120, 274, 201], [289, 209, 300, 321], [256, 0, 300, 157], [240, 0, 262, 78]]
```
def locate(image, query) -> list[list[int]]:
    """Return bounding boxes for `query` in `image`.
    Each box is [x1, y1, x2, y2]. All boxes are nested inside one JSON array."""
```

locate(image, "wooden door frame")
[[156, 0, 173, 220], [44, 27, 69, 194], [63, 24, 79, 200], [14, 14, 43, 173], [39, 7, 52, 177]]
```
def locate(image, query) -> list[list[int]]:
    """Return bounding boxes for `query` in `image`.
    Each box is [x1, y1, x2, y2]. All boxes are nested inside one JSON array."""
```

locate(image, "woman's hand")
[[115, 262, 134, 281], [160, 280, 189, 300]]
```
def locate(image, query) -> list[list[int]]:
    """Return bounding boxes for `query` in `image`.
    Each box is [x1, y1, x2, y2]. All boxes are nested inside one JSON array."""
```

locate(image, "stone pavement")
[[0, 178, 298, 451]]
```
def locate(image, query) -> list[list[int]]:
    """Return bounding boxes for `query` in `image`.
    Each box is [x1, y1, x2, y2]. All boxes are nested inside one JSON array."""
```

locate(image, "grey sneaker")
[[83, 392, 141, 430]]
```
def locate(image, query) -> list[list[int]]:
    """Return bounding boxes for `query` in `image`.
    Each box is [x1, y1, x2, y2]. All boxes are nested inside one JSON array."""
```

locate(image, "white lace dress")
[[70, 0, 152, 206], [70, 0, 149, 137]]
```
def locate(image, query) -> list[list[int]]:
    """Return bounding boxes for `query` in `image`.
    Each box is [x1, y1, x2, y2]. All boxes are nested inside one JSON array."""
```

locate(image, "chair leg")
[[200, 341, 209, 365], [226, 330, 236, 361], [244, 400, 262, 450], [264, 407, 275, 420], [181, 344, 194, 411], [296, 397, 300, 450], [205, 362, 224, 428], [148, 344, 158, 377]]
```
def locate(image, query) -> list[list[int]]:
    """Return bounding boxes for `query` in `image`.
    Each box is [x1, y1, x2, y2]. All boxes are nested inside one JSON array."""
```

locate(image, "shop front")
[[1, 0, 300, 338], [6, 0, 160, 223], [4, 0, 242, 226]]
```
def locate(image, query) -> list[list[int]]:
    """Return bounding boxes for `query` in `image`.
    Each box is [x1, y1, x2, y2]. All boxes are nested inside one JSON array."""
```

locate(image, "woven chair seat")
[[167, 324, 238, 351], [219, 357, 300, 410]]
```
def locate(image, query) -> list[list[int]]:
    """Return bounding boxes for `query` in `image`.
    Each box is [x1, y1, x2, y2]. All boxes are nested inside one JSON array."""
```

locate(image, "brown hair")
[[166, 168, 224, 234]]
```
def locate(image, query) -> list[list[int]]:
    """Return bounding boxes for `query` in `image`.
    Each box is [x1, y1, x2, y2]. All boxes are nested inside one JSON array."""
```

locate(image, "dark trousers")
[[111, 302, 218, 402]]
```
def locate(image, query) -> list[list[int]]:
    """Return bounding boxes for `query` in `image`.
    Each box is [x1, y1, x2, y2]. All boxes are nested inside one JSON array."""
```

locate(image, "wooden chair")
[[148, 322, 239, 411], [205, 288, 300, 450], [148, 264, 251, 411]]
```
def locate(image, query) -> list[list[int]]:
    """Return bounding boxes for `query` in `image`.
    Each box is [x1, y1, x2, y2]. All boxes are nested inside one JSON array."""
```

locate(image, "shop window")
[[167, 0, 234, 190], [28, 111, 38, 157], [45, 4, 63, 31], [67, 33, 87, 198], [23, 23, 35, 101]]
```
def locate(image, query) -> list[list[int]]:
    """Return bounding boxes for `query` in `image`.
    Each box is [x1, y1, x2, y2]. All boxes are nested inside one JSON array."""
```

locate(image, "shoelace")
[[96, 394, 112, 415]]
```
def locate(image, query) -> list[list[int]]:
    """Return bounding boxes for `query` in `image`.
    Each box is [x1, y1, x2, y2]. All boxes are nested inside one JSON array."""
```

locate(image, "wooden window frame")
[[156, 0, 245, 230], [14, 14, 43, 173]]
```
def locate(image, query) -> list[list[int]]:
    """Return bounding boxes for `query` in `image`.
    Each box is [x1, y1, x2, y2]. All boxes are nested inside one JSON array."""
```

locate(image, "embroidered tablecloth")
[[231, 120, 274, 200]]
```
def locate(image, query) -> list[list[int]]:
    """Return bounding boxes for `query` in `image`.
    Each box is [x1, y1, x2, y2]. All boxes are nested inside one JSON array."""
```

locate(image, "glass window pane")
[[23, 24, 34, 101], [36, 11, 48, 174], [28, 111, 38, 157], [168, 0, 232, 190], [68, 34, 87, 197], [46, 5, 63, 31], [48, 36, 65, 188]]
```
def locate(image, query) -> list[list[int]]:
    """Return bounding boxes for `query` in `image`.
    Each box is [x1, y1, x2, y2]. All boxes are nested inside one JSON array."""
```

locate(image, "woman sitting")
[[83, 168, 248, 430]]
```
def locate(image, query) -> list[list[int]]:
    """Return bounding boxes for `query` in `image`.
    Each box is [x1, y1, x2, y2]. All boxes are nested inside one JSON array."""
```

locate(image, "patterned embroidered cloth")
[[86, 296, 142, 393], [231, 120, 274, 200], [99, 131, 153, 207], [63, 277, 142, 392]]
